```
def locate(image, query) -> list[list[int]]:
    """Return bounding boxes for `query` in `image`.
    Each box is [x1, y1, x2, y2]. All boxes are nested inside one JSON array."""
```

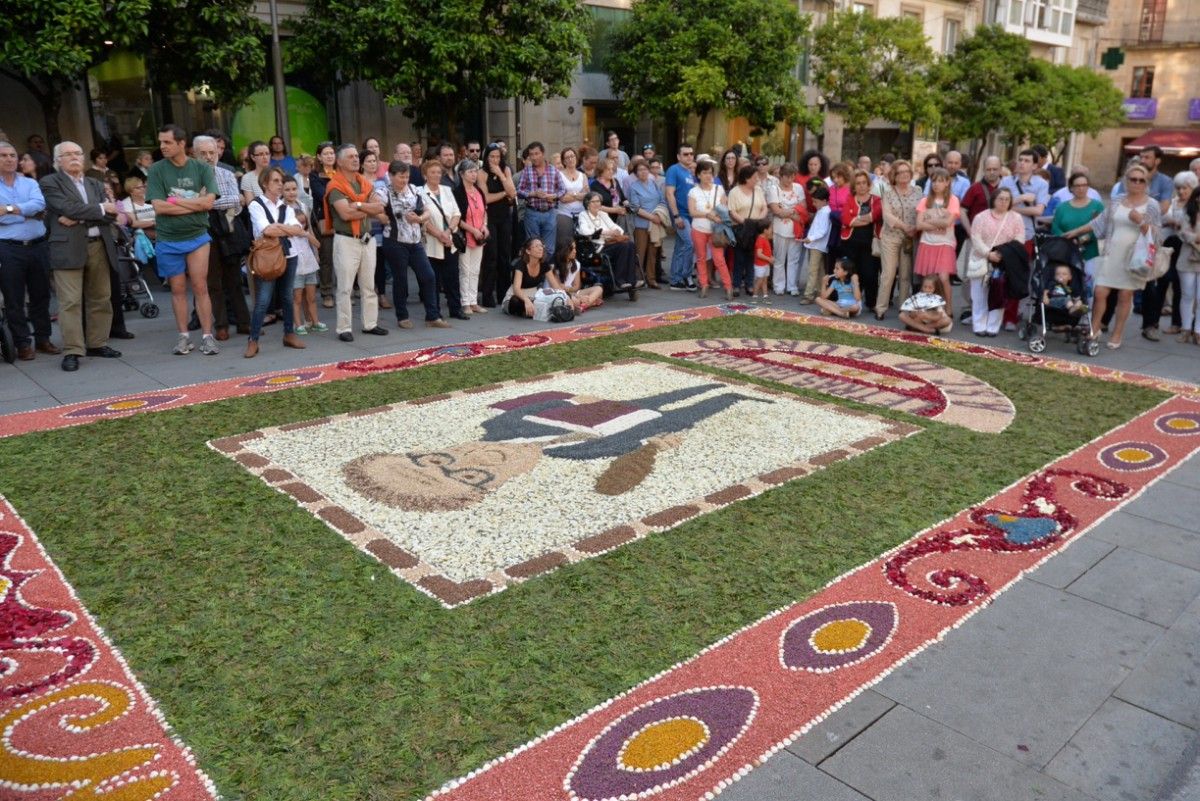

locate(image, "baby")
[[899, 275, 954, 335], [1043, 264, 1087, 315]]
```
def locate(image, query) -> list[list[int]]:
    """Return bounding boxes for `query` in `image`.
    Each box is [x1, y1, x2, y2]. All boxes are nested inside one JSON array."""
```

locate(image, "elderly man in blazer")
[[40, 141, 123, 371]]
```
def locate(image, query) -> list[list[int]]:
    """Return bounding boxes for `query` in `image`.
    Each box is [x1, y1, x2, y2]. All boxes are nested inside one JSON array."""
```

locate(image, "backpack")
[[247, 198, 290, 281]]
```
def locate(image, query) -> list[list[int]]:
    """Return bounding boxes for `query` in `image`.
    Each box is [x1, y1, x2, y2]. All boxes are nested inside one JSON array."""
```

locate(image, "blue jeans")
[[250, 256, 297, 340], [382, 239, 441, 321], [523, 207, 558, 263], [670, 218, 694, 284]]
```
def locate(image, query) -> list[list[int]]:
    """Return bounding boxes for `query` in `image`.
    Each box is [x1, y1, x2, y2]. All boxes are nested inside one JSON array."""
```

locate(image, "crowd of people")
[[2, 126, 1199, 373]]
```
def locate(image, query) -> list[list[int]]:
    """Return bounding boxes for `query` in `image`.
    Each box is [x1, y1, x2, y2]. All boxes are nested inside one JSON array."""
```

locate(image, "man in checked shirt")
[[516, 141, 565, 264]]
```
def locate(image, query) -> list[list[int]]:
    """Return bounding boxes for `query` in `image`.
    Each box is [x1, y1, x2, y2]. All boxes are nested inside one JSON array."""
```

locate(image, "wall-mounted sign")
[[1123, 98, 1158, 121], [1189, 98, 1200, 122]]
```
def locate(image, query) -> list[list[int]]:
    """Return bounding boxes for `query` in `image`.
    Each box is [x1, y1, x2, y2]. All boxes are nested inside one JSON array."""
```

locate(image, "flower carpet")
[[0, 307, 1194, 801]]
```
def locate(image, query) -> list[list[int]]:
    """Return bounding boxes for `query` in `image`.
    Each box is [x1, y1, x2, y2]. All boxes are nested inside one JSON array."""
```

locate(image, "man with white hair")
[[0, 140, 59, 361], [1190, 157, 1200, 182], [39, 141, 121, 371], [194, 134, 248, 340]]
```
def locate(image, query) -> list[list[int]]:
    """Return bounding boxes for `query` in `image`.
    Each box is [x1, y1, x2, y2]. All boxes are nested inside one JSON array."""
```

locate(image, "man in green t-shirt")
[[146, 124, 220, 356]]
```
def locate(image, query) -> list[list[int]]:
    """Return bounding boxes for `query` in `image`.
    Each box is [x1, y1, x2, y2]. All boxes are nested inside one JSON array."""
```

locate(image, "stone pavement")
[[2, 254, 1199, 801]]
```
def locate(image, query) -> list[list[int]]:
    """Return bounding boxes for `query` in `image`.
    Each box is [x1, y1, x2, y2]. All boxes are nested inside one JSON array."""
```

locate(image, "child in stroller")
[[1019, 235, 1097, 356]]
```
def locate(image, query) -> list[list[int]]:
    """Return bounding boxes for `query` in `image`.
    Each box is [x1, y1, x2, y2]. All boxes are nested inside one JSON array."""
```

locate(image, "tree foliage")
[[811, 10, 939, 146], [937, 25, 1125, 159], [146, 0, 268, 112], [1008, 61, 1126, 152], [1, 0, 266, 142], [606, 0, 819, 148], [290, 0, 591, 132]]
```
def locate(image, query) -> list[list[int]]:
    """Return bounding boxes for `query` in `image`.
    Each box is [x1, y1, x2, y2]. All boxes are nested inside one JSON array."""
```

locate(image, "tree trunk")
[[694, 108, 711, 153], [42, 85, 63, 145]]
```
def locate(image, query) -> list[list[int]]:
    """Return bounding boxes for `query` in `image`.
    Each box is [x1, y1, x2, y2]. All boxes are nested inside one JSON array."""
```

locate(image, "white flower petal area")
[[242, 361, 897, 591]]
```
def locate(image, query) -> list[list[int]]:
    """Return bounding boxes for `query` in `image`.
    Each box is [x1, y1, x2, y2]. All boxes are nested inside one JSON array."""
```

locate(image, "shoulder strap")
[[255, 196, 276, 225], [426, 189, 448, 229]]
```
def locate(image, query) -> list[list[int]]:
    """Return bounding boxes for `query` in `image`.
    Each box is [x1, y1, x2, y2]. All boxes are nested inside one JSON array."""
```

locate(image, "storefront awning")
[[1123, 129, 1200, 157]]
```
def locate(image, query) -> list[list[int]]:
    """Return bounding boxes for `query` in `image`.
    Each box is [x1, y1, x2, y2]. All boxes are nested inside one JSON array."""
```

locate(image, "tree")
[[938, 25, 1125, 162], [936, 25, 1041, 162], [1, 0, 267, 144], [290, 0, 591, 134], [145, 0, 268, 113], [2, 0, 150, 142], [1007, 61, 1126, 157], [606, 0, 819, 150], [811, 10, 938, 157]]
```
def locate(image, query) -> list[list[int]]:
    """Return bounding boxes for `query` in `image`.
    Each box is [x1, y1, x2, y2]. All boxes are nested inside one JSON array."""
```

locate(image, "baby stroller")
[[575, 234, 639, 302], [1018, 234, 1099, 356], [114, 226, 160, 319]]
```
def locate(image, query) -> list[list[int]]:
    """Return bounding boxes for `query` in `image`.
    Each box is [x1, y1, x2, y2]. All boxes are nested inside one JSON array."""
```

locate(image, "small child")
[[752, 232, 773, 302], [1043, 264, 1087, 315], [283, 177, 325, 334], [816, 257, 861, 318], [899, 275, 955, 335], [801, 185, 831, 304]]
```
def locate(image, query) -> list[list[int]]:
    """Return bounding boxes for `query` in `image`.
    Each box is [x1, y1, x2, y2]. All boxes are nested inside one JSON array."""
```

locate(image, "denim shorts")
[[293, 270, 319, 293], [155, 233, 212, 278]]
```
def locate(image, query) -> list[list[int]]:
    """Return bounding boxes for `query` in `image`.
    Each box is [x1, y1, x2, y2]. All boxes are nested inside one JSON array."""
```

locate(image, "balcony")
[[987, 0, 1076, 47], [1109, 18, 1200, 48]]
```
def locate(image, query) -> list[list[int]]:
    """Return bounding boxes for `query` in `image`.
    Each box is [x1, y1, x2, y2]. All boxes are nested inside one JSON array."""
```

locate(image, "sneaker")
[[669, 282, 688, 291], [1003, 322, 1016, 332], [789, 290, 800, 297], [199, 334, 220, 356], [960, 309, 972, 323], [173, 334, 194, 355], [1142, 327, 1160, 342], [310, 322, 329, 332], [294, 325, 309, 335]]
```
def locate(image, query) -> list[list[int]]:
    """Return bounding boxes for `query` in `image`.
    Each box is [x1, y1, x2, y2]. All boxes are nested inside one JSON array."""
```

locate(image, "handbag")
[[247, 198, 290, 281], [966, 221, 1006, 281], [1151, 244, 1173, 280], [533, 289, 573, 322], [712, 227, 732, 249], [870, 236, 881, 258]]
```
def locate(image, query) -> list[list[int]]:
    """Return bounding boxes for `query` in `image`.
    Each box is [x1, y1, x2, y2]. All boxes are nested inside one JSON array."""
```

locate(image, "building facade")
[[1078, 0, 1200, 186]]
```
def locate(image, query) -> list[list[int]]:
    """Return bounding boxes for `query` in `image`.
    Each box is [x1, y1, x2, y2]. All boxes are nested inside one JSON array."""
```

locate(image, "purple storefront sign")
[[1124, 98, 1158, 121], [1189, 98, 1200, 122]]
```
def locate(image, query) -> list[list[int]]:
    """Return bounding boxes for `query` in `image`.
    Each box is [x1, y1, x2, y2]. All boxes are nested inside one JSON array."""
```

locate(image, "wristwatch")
[[355, 201, 362, 210], [3, 205, 12, 215]]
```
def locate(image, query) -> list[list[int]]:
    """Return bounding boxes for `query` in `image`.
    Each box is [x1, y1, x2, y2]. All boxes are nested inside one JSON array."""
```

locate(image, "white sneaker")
[[173, 334, 194, 355], [199, 334, 220, 356]]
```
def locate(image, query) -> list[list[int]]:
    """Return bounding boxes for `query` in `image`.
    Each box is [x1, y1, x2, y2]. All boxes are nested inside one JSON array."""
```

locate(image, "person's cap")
[[642, 144, 654, 152]]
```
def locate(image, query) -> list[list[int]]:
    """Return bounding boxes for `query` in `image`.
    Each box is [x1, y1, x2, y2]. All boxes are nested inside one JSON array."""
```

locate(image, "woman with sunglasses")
[[915, 153, 943, 193], [1068, 163, 1163, 349]]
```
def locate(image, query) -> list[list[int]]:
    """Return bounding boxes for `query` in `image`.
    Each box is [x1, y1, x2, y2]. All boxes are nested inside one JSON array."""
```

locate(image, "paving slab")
[[1028, 535, 1117, 590], [0, 369, 46, 402], [716, 750, 869, 801], [1045, 698, 1193, 801], [1120, 482, 1200, 532], [821, 705, 1097, 801], [1066, 547, 1200, 627], [1114, 596, 1200, 729], [1089, 511, 1200, 572], [875, 579, 1162, 768], [785, 689, 896, 765]]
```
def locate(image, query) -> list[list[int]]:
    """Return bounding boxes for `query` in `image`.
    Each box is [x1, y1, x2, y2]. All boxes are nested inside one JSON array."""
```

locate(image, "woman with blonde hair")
[[876, 159, 918, 318], [1066, 163, 1163, 349]]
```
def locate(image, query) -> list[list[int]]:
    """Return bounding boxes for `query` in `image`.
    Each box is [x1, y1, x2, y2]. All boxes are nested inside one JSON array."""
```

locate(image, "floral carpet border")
[[428, 395, 1200, 801], [0, 306, 1195, 441], [0, 499, 219, 800]]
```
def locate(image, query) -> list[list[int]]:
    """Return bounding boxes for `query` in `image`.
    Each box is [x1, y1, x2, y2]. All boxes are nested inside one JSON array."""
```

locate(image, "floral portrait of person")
[[343, 385, 770, 509]]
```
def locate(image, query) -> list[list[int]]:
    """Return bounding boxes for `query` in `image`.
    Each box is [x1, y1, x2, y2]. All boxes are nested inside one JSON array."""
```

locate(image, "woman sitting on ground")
[[506, 238, 566, 317], [556, 240, 604, 312]]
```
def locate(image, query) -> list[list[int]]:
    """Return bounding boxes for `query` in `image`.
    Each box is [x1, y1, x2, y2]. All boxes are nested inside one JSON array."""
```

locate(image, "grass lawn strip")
[[0, 314, 1174, 801]]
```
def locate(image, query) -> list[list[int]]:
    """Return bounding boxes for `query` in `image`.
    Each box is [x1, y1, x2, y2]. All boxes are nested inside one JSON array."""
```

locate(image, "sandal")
[[1106, 341, 1122, 350]]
